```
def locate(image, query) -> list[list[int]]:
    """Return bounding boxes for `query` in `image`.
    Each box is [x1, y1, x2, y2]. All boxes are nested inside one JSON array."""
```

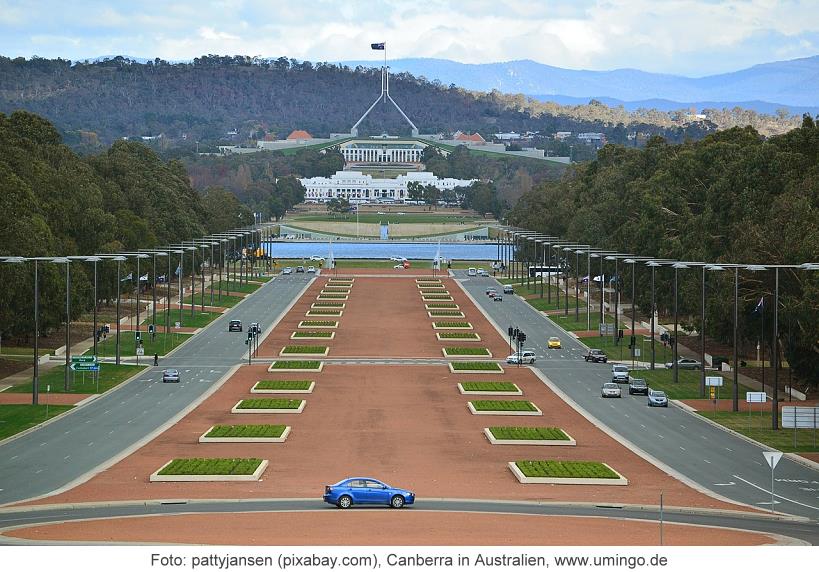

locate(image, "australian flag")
[[371, 42, 385, 50]]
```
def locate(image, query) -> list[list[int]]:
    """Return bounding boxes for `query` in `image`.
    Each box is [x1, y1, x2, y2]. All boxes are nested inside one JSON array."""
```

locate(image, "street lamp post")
[[671, 262, 689, 384]]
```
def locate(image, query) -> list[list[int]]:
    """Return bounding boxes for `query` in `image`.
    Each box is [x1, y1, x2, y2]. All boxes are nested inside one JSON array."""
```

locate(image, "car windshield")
[[632, 379, 646, 385], [604, 383, 617, 388], [549, 337, 559, 341], [613, 366, 628, 372], [653, 391, 667, 398]]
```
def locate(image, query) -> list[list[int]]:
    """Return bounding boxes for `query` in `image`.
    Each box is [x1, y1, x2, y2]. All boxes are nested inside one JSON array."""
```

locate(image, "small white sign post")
[[762, 451, 783, 513], [746, 391, 767, 431]]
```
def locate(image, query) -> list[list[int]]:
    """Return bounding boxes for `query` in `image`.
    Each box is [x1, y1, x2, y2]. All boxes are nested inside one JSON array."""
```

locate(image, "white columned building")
[[300, 171, 476, 204]]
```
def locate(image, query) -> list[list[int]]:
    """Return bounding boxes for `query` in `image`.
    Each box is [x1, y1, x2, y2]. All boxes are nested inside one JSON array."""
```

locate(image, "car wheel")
[[390, 495, 405, 509], [337, 495, 353, 509]]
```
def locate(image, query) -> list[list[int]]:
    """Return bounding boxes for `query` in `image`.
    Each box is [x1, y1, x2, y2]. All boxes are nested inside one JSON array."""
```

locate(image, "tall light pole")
[[113, 255, 126, 365], [86, 256, 102, 358], [646, 261, 662, 370], [671, 262, 689, 384], [50, 257, 71, 391]]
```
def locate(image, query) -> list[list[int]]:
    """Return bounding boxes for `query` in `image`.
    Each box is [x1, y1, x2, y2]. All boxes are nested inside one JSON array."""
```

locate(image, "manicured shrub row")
[[237, 398, 303, 409], [489, 427, 570, 440], [471, 400, 537, 411], [430, 310, 465, 316], [416, 278, 441, 282], [461, 382, 519, 392], [317, 294, 347, 298], [515, 460, 619, 479], [423, 295, 453, 300], [306, 310, 342, 315], [425, 303, 458, 309], [312, 302, 345, 307], [433, 321, 471, 328], [420, 290, 449, 295], [158, 458, 262, 476], [206, 425, 287, 438], [417, 284, 445, 288], [300, 321, 337, 327], [281, 345, 327, 354], [292, 331, 333, 338], [450, 361, 502, 371], [254, 380, 313, 390], [444, 347, 491, 356], [270, 361, 322, 369], [437, 332, 479, 339]]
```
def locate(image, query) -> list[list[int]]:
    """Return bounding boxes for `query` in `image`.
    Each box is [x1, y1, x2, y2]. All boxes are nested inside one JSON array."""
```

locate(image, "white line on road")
[[725, 448, 733, 452], [703, 459, 711, 464], [35, 469, 42, 474], [657, 435, 664, 439], [679, 446, 686, 451], [732, 474, 819, 511], [680, 425, 686, 429], [10, 455, 17, 460], [64, 455, 70, 460], [713, 482, 736, 486], [640, 424, 646, 429]]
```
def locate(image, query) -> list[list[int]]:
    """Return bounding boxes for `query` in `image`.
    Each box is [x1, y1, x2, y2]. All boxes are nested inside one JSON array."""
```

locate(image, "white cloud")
[[0, 0, 817, 74]]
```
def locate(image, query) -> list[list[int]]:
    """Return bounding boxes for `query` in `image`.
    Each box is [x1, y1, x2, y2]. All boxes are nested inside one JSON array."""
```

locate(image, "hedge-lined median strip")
[[425, 303, 459, 309], [436, 332, 481, 341], [460, 382, 520, 392], [429, 310, 465, 318], [252, 380, 314, 394], [281, 345, 329, 356], [485, 427, 576, 445], [433, 321, 472, 330], [306, 310, 343, 316], [204, 425, 287, 438], [298, 320, 338, 328], [443, 347, 491, 357], [471, 400, 537, 412], [232, 398, 306, 414], [311, 302, 345, 308], [423, 296, 454, 301], [150, 458, 268, 482], [449, 361, 503, 373], [509, 460, 626, 485], [268, 360, 324, 372], [291, 331, 335, 339]]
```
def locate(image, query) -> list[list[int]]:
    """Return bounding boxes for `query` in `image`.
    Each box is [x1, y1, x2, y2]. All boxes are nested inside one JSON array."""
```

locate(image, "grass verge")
[[85, 332, 191, 358], [6, 364, 147, 394], [158, 458, 262, 476], [461, 382, 519, 392], [254, 380, 313, 391], [0, 404, 73, 440], [490, 427, 570, 440], [444, 347, 491, 356], [696, 411, 819, 453], [471, 400, 537, 411], [515, 460, 619, 479], [451, 362, 502, 371], [237, 398, 303, 409], [269, 360, 322, 370], [205, 425, 286, 438]]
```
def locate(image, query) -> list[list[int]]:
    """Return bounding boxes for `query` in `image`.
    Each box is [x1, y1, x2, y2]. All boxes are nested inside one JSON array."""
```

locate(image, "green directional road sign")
[[70, 363, 100, 372], [72, 355, 97, 363]]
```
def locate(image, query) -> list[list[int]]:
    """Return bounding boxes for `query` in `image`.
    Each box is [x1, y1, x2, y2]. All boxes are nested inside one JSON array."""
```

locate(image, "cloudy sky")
[[1, 0, 817, 76]]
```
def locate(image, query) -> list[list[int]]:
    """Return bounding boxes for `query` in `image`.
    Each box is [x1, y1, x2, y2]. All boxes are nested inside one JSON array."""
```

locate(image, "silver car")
[[162, 369, 180, 383], [647, 389, 668, 407], [601, 382, 622, 398], [664, 358, 701, 370]]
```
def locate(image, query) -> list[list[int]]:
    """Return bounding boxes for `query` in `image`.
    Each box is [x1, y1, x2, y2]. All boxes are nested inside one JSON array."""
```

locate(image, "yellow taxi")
[[547, 336, 562, 349]]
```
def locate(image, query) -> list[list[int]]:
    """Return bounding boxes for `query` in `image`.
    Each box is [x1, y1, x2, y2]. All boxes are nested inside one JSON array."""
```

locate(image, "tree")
[[406, 181, 424, 202]]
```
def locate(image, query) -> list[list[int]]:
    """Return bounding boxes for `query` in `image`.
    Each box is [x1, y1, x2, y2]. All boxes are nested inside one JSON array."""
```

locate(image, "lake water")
[[264, 241, 499, 261]]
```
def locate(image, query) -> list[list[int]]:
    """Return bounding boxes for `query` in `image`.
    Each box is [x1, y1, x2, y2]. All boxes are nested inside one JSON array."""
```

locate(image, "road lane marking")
[[657, 435, 664, 439], [640, 424, 646, 429], [725, 447, 733, 452], [713, 482, 735, 486], [732, 474, 819, 511], [703, 459, 711, 464], [64, 455, 70, 460], [679, 446, 686, 451]]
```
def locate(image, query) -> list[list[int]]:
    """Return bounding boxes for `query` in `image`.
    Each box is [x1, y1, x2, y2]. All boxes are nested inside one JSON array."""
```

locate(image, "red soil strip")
[[19, 364, 756, 513], [5, 512, 780, 545], [0, 393, 89, 405], [256, 277, 511, 359]]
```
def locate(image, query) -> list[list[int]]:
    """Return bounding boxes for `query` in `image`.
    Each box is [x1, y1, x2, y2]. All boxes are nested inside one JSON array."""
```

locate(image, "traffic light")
[[135, 331, 141, 341], [148, 324, 155, 334], [508, 326, 514, 338]]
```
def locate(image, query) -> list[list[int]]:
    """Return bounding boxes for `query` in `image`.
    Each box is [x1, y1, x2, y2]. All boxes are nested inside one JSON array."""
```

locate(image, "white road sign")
[[705, 376, 724, 386], [746, 391, 767, 403], [763, 451, 783, 469]]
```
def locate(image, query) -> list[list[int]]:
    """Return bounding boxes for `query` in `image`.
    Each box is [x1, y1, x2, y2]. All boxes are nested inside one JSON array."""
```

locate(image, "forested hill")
[[0, 55, 715, 147], [508, 119, 819, 387]]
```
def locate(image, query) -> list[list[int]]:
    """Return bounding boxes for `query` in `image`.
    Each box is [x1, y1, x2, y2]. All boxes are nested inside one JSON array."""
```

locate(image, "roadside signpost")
[[706, 376, 723, 416], [746, 391, 767, 431], [782, 406, 819, 448], [70, 355, 99, 391], [762, 451, 783, 512]]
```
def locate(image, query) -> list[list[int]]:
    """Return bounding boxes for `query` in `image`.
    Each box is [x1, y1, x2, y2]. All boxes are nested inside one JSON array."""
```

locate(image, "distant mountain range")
[[339, 56, 819, 114]]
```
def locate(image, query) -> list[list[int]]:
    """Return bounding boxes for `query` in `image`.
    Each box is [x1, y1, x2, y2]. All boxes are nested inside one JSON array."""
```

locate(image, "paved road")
[[455, 271, 819, 522], [0, 498, 814, 545], [0, 274, 314, 506]]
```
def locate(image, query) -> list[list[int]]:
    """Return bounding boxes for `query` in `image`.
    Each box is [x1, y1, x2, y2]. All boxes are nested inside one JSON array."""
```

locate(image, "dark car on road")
[[228, 319, 242, 332], [628, 377, 649, 395], [323, 477, 415, 509], [162, 369, 180, 383], [584, 349, 608, 363]]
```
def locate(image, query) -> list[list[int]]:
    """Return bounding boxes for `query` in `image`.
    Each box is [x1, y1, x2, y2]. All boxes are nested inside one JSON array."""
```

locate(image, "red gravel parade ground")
[[4, 272, 780, 545]]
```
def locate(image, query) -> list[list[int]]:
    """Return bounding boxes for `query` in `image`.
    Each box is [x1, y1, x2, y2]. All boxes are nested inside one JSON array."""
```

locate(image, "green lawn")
[[636, 369, 753, 400], [237, 398, 303, 409], [281, 345, 327, 354], [471, 400, 537, 411], [0, 404, 74, 439], [158, 458, 262, 475], [182, 294, 245, 307], [6, 364, 146, 394], [490, 427, 570, 440], [461, 382, 519, 392], [526, 297, 580, 312], [205, 425, 286, 439], [548, 312, 602, 332], [293, 213, 486, 224], [698, 411, 819, 453], [269, 360, 322, 370], [437, 332, 480, 340], [84, 332, 191, 358], [452, 362, 502, 371], [444, 347, 491, 356], [253, 380, 312, 391], [515, 460, 619, 479], [149, 309, 222, 329], [0, 346, 51, 357], [204, 282, 261, 294]]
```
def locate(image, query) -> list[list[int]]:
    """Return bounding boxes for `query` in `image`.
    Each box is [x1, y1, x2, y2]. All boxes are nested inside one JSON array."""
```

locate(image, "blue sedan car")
[[323, 477, 415, 509]]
